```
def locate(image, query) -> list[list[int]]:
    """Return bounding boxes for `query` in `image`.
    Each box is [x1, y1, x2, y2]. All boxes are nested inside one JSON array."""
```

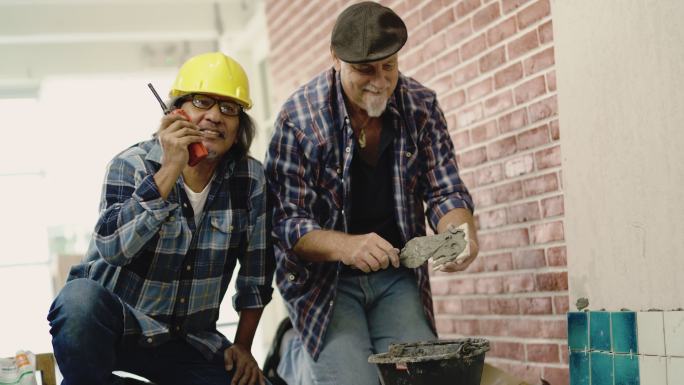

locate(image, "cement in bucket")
[[368, 338, 490, 385]]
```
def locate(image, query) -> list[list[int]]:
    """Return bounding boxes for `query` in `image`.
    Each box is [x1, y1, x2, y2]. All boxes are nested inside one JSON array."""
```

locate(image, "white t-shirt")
[[183, 181, 211, 225]]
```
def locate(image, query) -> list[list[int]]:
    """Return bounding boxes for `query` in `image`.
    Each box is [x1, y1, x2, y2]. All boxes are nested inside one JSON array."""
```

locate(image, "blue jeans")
[[47, 279, 247, 385], [277, 268, 436, 385]]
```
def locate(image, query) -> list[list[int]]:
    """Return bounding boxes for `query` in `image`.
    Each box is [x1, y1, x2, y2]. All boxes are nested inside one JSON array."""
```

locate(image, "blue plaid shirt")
[[69, 139, 275, 360], [265, 68, 473, 360]]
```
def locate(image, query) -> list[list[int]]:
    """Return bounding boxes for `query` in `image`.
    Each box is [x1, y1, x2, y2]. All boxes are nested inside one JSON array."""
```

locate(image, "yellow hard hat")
[[170, 52, 252, 109]]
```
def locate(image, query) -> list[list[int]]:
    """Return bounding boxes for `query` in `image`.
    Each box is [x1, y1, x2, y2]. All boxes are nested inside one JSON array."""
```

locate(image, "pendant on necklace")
[[358, 128, 367, 148]]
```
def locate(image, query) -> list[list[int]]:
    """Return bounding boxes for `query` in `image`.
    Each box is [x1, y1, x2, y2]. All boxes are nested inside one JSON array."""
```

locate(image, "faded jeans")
[[277, 268, 436, 385], [47, 278, 252, 385]]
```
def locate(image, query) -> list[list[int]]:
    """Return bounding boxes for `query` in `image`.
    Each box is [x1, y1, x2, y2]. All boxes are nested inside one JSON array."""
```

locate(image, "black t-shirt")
[[343, 118, 404, 275]]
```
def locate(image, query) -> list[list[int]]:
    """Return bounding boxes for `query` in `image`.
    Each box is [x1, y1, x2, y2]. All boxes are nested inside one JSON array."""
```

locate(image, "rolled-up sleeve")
[[265, 115, 323, 259], [92, 156, 177, 266], [420, 98, 474, 230]]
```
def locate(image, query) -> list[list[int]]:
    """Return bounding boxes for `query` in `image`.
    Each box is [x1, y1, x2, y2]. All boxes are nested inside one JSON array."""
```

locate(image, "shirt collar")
[[333, 69, 350, 128]]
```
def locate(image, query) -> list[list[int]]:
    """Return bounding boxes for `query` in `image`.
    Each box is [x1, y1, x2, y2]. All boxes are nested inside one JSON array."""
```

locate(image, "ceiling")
[[0, 0, 259, 97]]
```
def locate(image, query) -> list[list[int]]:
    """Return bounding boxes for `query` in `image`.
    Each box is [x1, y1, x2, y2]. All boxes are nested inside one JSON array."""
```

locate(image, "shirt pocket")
[[207, 209, 247, 249]]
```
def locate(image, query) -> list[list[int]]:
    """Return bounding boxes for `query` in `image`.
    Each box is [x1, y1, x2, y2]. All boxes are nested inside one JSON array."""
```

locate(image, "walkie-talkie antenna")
[[147, 83, 169, 113]]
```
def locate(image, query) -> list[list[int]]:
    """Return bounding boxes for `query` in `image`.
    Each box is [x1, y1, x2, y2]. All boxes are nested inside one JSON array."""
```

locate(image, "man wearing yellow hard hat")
[[47, 52, 275, 385]]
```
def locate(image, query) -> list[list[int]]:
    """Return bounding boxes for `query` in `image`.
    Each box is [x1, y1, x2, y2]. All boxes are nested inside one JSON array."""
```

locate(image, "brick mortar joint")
[[404, 51, 554, 108], [464, 158, 562, 183], [474, 216, 566, 234], [430, 266, 569, 280], [448, 86, 557, 129], [401, 14, 553, 80], [454, 111, 556, 144]]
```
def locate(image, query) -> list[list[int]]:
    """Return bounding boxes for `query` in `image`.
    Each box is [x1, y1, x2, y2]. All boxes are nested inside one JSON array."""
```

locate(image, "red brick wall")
[[265, 1, 568, 383]]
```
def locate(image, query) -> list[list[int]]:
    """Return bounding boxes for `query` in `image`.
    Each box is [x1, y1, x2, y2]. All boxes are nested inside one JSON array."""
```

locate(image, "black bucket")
[[368, 338, 490, 385]]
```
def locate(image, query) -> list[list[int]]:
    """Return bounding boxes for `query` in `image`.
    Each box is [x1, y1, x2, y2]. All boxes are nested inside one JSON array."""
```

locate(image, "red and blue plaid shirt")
[[265, 68, 473, 360]]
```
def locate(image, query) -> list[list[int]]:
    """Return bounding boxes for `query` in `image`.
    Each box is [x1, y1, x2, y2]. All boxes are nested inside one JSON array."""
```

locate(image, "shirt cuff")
[[283, 218, 322, 252], [428, 194, 474, 229], [232, 286, 274, 311], [133, 175, 177, 221]]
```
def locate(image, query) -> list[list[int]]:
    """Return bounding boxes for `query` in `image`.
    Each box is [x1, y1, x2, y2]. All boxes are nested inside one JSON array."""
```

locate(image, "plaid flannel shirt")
[[69, 139, 274, 360], [265, 68, 474, 360]]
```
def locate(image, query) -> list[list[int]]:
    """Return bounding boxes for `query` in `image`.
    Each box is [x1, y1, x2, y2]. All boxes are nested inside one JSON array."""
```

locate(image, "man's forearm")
[[153, 165, 182, 200], [293, 229, 350, 263], [437, 208, 478, 242], [233, 308, 264, 349]]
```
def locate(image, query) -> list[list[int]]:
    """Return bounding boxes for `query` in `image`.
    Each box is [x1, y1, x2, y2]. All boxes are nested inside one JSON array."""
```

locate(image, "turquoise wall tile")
[[612, 311, 638, 353], [568, 312, 589, 351], [591, 352, 614, 385], [614, 355, 639, 385], [570, 351, 590, 385], [590, 311, 612, 351]]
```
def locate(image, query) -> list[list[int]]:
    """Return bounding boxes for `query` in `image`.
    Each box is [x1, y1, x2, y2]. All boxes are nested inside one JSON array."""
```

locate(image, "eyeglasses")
[[179, 94, 242, 116]]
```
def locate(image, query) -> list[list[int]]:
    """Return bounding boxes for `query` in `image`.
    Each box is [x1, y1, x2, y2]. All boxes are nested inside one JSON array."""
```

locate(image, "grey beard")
[[364, 98, 387, 117]]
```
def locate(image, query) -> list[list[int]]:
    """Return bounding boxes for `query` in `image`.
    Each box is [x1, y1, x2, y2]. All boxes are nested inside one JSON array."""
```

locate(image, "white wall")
[[0, 73, 176, 357], [552, 0, 684, 310]]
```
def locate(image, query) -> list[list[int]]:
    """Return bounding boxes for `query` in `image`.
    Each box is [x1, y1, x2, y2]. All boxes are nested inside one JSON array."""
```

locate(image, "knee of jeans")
[[49, 278, 116, 325], [277, 337, 310, 385]]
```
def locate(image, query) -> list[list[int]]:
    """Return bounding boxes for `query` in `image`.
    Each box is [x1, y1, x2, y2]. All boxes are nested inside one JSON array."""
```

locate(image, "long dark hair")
[[233, 109, 256, 159]]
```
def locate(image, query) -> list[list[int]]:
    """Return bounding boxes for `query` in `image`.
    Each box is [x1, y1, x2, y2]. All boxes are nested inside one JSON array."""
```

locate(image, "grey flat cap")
[[331, 1, 407, 64]]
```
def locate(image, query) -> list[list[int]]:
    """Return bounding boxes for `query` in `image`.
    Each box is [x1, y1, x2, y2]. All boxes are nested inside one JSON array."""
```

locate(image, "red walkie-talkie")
[[148, 83, 208, 166]]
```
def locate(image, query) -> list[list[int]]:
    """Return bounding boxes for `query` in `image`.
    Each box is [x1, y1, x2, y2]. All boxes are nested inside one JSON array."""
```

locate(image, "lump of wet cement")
[[368, 338, 490, 364], [399, 222, 469, 269]]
